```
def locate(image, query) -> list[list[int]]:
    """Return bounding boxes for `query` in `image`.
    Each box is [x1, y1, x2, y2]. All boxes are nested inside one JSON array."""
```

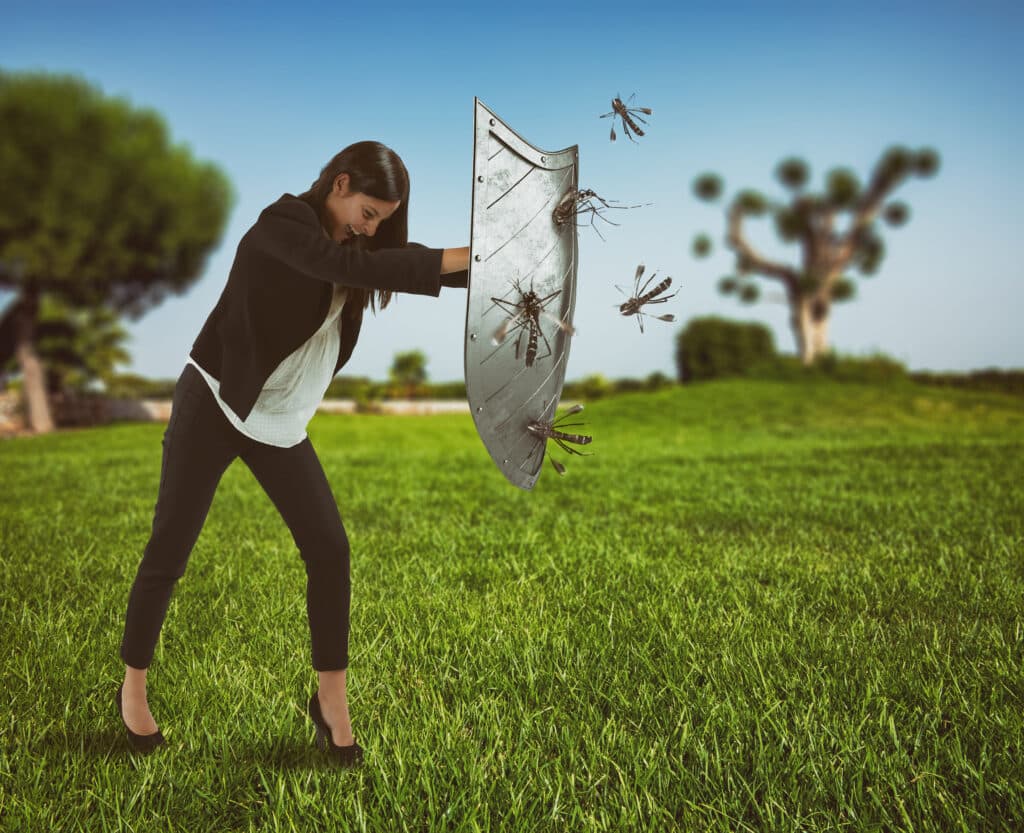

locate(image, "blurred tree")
[[675, 316, 776, 382], [690, 146, 940, 365], [389, 350, 428, 398], [0, 294, 131, 392], [0, 70, 233, 432]]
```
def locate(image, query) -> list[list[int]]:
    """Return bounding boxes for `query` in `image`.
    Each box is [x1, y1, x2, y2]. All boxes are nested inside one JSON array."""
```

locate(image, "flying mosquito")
[[617, 264, 679, 332], [552, 188, 651, 241], [600, 93, 653, 143], [490, 279, 575, 368], [527, 404, 593, 475]]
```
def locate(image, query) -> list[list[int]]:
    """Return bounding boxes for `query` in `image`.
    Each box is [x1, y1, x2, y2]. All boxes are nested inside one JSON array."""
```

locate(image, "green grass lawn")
[[1, 379, 1022, 832]]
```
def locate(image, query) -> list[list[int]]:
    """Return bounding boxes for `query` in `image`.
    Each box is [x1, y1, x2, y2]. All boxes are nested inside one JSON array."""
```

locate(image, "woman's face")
[[324, 173, 401, 243]]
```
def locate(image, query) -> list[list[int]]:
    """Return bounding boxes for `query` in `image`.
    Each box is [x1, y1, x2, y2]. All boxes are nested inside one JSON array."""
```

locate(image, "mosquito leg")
[[536, 288, 563, 305], [553, 438, 592, 457], [489, 296, 526, 323], [551, 411, 586, 427], [583, 212, 608, 242], [637, 272, 659, 298], [535, 325, 555, 364], [593, 207, 621, 228]]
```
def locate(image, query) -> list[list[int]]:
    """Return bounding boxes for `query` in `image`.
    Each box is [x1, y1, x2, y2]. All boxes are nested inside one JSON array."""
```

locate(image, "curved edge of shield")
[[464, 98, 580, 490]]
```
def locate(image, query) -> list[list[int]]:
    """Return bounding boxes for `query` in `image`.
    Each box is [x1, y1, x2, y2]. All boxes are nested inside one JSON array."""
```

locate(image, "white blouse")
[[188, 285, 348, 448]]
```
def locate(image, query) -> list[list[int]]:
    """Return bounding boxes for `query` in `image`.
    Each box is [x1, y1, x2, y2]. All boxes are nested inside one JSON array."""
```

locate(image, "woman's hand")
[[441, 247, 470, 274]]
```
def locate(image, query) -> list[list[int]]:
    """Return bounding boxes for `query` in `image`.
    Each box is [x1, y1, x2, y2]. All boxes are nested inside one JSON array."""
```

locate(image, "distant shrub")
[[748, 352, 909, 384], [103, 373, 177, 399], [676, 317, 777, 382], [818, 352, 908, 383], [611, 377, 646, 394], [425, 381, 467, 399], [325, 375, 376, 399], [557, 373, 675, 399], [643, 371, 674, 391], [911, 368, 1024, 397], [326, 377, 465, 401], [565, 374, 614, 401]]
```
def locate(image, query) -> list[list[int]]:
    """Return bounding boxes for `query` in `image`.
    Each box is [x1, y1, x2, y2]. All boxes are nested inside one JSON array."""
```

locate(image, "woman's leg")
[[118, 365, 239, 730], [241, 436, 354, 744]]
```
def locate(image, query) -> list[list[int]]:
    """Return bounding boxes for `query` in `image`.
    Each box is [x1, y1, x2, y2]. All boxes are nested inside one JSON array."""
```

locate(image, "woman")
[[116, 141, 470, 764]]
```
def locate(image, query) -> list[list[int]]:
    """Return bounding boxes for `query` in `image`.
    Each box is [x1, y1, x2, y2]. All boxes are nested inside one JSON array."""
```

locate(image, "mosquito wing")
[[540, 310, 576, 336], [548, 454, 566, 475], [490, 309, 524, 345], [633, 263, 646, 294]]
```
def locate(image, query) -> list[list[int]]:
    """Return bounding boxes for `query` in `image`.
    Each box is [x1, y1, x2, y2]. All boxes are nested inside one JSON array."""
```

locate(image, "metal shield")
[[465, 98, 580, 490]]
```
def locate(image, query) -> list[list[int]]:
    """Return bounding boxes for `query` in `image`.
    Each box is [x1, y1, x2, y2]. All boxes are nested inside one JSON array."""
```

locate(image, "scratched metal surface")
[[465, 98, 579, 490]]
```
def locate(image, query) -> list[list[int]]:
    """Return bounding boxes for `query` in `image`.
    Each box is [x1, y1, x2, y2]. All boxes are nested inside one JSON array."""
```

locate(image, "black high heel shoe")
[[116, 682, 165, 753], [308, 691, 363, 766]]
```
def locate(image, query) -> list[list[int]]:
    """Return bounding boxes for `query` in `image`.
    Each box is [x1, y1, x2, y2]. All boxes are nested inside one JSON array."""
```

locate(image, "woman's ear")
[[334, 173, 350, 195]]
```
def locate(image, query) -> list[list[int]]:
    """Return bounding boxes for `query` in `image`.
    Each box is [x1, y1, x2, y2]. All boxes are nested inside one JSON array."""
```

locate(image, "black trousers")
[[119, 363, 351, 671]]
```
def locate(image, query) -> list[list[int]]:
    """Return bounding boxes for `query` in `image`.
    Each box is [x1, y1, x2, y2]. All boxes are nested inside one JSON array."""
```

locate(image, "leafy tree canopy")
[[0, 70, 233, 317]]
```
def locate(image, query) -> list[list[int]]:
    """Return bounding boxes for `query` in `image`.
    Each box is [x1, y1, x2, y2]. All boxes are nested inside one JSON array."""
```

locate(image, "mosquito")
[[552, 188, 650, 241], [527, 404, 593, 475], [617, 263, 679, 332], [600, 93, 653, 143], [490, 279, 575, 367]]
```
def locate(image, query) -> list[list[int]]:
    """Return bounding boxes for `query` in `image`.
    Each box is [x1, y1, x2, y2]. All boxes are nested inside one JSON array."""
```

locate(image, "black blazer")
[[189, 194, 453, 421]]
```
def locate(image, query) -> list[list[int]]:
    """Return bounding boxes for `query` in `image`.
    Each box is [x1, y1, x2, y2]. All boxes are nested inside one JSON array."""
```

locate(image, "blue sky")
[[3, 0, 1022, 382]]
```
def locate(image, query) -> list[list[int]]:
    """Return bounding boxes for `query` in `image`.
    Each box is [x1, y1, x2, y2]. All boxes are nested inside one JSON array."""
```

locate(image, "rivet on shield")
[[474, 255, 482, 262], [469, 333, 477, 341], [477, 176, 484, 182], [476, 406, 483, 413]]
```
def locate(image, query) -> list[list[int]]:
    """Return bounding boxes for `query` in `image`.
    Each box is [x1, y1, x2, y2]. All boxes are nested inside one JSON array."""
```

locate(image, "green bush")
[[425, 381, 467, 400], [817, 352, 908, 383], [911, 368, 1024, 397], [748, 352, 909, 384], [326, 377, 466, 401], [102, 373, 177, 399], [325, 375, 376, 399], [611, 377, 646, 394], [675, 316, 777, 382], [564, 374, 614, 401]]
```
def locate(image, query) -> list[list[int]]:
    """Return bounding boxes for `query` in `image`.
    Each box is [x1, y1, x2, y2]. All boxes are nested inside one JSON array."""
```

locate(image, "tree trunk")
[[808, 313, 830, 361], [790, 294, 832, 366], [13, 290, 55, 434], [790, 298, 813, 365]]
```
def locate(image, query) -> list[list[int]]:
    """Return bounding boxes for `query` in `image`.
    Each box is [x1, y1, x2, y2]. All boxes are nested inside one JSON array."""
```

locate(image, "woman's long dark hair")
[[297, 141, 410, 312]]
